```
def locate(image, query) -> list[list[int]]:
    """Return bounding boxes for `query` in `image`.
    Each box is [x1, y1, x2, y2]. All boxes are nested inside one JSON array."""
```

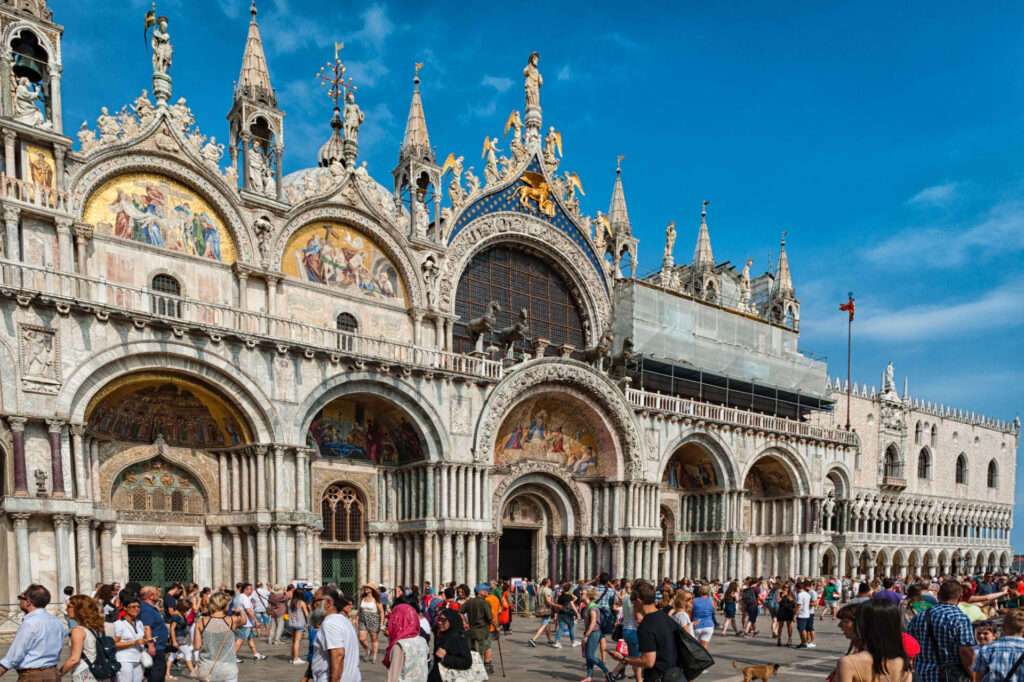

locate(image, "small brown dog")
[[732, 661, 781, 682]]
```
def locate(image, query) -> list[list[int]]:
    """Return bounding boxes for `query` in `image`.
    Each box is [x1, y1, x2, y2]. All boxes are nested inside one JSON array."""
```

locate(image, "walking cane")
[[495, 625, 506, 677]]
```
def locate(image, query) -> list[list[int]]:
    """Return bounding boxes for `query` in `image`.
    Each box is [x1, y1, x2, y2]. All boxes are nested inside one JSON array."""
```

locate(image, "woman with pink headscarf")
[[383, 604, 428, 682]]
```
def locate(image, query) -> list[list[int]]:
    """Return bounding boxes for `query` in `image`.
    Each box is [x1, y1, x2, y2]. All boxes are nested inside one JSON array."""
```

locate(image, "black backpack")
[[596, 588, 616, 635], [82, 629, 121, 681], [660, 622, 715, 682]]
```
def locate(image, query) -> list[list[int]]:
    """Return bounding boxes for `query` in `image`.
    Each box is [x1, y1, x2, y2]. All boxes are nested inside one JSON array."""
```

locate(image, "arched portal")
[[743, 454, 803, 577], [820, 547, 837, 577], [495, 472, 580, 582], [306, 393, 426, 464]]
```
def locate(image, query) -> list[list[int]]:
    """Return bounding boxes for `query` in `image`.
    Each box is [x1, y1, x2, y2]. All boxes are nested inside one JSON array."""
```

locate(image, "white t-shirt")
[[796, 591, 812, 618], [253, 588, 270, 613], [114, 619, 145, 663], [234, 592, 256, 627], [311, 613, 361, 682]]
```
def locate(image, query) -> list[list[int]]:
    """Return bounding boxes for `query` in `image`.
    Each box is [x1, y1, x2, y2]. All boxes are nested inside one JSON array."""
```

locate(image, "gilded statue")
[[481, 137, 502, 186], [523, 52, 542, 108]]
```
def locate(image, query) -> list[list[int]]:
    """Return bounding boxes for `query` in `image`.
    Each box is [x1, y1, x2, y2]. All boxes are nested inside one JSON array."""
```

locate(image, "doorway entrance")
[[322, 549, 358, 597], [127, 545, 193, 585], [498, 529, 533, 579]]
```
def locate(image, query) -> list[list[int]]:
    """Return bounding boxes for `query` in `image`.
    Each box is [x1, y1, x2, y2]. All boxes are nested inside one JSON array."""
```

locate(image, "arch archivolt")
[[101, 442, 218, 511], [295, 373, 449, 462], [823, 464, 852, 499], [742, 444, 811, 497], [657, 431, 738, 491], [2, 21, 59, 62], [69, 151, 255, 263], [59, 340, 278, 441], [500, 484, 562, 533], [473, 358, 643, 478], [272, 204, 421, 307], [492, 462, 587, 536], [437, 212, 612, 340], [311, 474, 373, 527]]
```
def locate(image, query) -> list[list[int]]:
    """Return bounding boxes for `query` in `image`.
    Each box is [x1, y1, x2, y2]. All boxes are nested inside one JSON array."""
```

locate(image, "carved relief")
[[451, 396, 471, 435], [490, 459, 588, 535], [502, 495, 543, 525], [20, 324, 59, 394]]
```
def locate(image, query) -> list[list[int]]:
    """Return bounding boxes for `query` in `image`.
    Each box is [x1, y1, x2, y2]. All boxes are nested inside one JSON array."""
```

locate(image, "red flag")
[[839, 297, 855, 321]]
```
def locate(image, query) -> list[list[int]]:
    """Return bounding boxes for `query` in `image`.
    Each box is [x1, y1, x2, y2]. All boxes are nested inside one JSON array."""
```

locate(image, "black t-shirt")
[[637, 609, 677, 680], [556, 592, 575, 617], [162, 593, 178, 622]]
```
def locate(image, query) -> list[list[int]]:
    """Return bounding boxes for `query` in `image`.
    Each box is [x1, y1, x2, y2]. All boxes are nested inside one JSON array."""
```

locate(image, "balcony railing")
[[0, 258, 503, 381], [0, 175, 71, 214], [626, 387, 861, 447], [881, 476, 908, 489]]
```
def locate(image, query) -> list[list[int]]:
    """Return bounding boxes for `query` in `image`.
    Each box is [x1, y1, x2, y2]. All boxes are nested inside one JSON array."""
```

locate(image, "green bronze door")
[[128, 545, 194, 586], [321, 549, 358, 597]]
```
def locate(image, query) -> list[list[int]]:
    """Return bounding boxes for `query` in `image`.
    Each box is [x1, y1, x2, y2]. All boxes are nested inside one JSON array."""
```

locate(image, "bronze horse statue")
[[495, 308, 530, 352], [465, 300, 500, 346]]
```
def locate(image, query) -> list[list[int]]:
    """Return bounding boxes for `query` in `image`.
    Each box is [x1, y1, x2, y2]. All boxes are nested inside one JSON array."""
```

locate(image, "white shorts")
[[694, 626, 714, 642]]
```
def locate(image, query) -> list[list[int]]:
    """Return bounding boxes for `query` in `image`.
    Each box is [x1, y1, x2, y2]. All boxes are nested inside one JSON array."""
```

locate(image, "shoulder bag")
[[925, 608, 970, 682], [191, 616, 233, 682]]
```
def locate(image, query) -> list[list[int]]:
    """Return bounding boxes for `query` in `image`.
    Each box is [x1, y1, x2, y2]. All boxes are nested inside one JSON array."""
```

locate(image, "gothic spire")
[[400, 64, 432, 163], [235, 0, 276, 107], [774, 232, 794, 298], [692, 200, 714, 269], [608, 156, 631, 236]]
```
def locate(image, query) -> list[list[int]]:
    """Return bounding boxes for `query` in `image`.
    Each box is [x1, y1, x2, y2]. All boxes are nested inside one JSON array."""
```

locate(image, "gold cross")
[[317, 43, 356, 108]]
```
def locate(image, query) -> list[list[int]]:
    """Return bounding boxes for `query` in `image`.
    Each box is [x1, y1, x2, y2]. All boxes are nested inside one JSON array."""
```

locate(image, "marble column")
[[210, 527, 223, 587], [440, 468, 450, 518], [256, 449, 267, 510], [4, 205, 20, 285], [296, 449, 308, 511], [273, 447, 285, 511], [256, 526, 270, 584], [275, 526, 288, 586], [75, 516, 92, 591], [381, 534, 394, 587], [457, 468, 466, 519], [367, 532, 378, 584], [12, 514, 31, 588], [53, 515, 72, 592], [423, 532, 435, 587], [405, 534, 414, 586], [231, 454, 241, 511], [46, 420, 67, 496], [228, 527, 243, 584], [426, 465, 436, 518], [441, 533, 453, 584], [295, 527, 308, 581], [8, 417, 27, 495], [561, 539, 571, 581], [99, 522, 114, 583], [240, 455, 250, 511], [70, 425, 89, 500], [466, 534, 477, 587]]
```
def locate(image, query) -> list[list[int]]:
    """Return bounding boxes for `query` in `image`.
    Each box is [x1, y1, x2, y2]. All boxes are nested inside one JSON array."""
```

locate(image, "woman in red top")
[[499, 582, 512, 637]]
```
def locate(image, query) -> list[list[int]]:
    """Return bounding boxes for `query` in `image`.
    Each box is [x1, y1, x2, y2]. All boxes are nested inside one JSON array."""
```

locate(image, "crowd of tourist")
[[5, 572, 1024, 681]]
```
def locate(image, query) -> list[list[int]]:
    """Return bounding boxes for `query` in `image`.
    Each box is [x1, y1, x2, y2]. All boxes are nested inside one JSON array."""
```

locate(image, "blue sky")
[[58, 2, 1022, 541]]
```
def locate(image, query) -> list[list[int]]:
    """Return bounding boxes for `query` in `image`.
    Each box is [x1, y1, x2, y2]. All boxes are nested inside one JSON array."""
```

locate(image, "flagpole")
[[846, 306, 851, 430]]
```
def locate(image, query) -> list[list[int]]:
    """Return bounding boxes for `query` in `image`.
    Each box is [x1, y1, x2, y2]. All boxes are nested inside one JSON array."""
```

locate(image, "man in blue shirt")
[[0, 584, 64, 682], [906, 580, 976, 682], [139, 585, 169, 682], [874, 578, 904, 604], [974, 607, 1024, 681]]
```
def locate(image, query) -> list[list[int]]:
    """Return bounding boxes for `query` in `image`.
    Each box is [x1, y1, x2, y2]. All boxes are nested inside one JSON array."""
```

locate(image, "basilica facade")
[[0, 1, 1015, 604]]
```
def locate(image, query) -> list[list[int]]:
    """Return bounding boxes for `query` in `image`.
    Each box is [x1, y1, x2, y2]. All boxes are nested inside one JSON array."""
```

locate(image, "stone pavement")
[[211, 616, 847, 681]]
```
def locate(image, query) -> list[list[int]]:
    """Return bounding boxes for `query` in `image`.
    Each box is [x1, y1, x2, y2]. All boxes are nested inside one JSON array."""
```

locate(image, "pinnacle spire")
[[235, 0, 276, 107], [774, 232, 794, 297], [608, 156, 631, 236], [692, 200, 714, 269], [400, 64, 432, 163]]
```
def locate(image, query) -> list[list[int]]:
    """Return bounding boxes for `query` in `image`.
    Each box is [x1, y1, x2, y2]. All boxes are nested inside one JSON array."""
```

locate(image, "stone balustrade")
[[0, 174, 71, 215]]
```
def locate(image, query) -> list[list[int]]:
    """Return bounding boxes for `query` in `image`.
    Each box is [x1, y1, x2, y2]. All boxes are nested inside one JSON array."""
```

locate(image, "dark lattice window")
[[171, 490, 185, 512], [918, 449, 931, 479], [151, 274, 181, 318], [321, 484, 364, 543], [336, 313, 358, 333], [452, 246, 586, 356]]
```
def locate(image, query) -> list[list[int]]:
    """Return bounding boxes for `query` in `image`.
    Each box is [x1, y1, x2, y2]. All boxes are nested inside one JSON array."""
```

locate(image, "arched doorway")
[[663, 442, 724, 579], [498, 492, 550, 580], [820, 547, 836, 577], [320, 482, 366, 597], [743, 455, 800, 577]]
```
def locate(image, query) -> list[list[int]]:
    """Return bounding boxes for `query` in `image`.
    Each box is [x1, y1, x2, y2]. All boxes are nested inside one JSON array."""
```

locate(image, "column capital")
[[272, 523, 289, 533], [52, 514, 72, 529], [207, 524, 222, 533], [272, 445, 285, 458], [2, 129, 17, 145], [72, 221, 94, 242], [74, 515, 91, 529], [6, 416, 27, 432], [45, 419, 66, 434], [69, 423, 85, 437], [227, 526, 241, 536], [101, 522, 116, 534], [10, 512, 30, 525], [55, 216, 73, 233], [256, 524, 271, 534], [3, 204, 20, 225]]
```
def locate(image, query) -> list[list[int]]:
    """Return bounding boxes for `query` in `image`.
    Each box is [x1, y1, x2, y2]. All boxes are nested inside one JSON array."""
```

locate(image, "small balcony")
[[881, 476, 908, 490]]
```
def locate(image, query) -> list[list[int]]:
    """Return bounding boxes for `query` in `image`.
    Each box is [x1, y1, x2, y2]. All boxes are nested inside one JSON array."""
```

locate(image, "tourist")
[[266, 584, 288, 645], [310, 587, 361, 682], [230, 583, 265, 661], [463, 585, 497, 676], [428, 608, 473, 682], [528, 578, 557, 648], [357, 585, 384, 664], [610, 582, 640, 682], [288, 584, 311, 665], [381, 603, 428, 682], [114, 596, 148, 682], [973, 608, 1024, 681], [898, 585, 926, 627], [60, 595, 105, 682], [670, 590, 696, 636], [832, 599, 909, 682], [719, 581, 741, 636], [835, 603, 862, 655], [484, 585, 501, 660], [252, 582, 270, 638], [795, 581, 817, 649], [766, 580, 782, 636], [139, 586, 169, 682], [580, 588, 612, 682], [192, 592, 244, 682], [554, 581, 579, 647], [906, 580, 976, 682], [499, 581, 512, 638], [691, 585, 716, 650], [741, 578, 760, 636], [608, 581, 677, 682], [820, 579, 840, 621], [775, 585, 796, 647], [96, 584, 117, 622], [848, 582, 872, 605], [874, 578, 903, 604]]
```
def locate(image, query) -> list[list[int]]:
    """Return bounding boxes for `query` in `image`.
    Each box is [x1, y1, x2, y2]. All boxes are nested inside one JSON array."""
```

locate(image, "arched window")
[[955, 454, 968, 484], [321, 484, 364, 544], [151, 274, 181, 318], [930, 425, 938, 447], [917, 449, 931, 479], [452, 245, 586, 356], [171, 490, 185, 512], [132, 488, 147, 510], [987, 460, 998, 489], [784, 307, 795, 329], [336, 313, 358, 333], [884, 445, 901, 478], [915, 421, 922, 444]]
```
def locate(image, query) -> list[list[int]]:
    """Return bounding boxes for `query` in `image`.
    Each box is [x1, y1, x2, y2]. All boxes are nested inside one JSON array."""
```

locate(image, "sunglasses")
[[17, 595, 26, 601]]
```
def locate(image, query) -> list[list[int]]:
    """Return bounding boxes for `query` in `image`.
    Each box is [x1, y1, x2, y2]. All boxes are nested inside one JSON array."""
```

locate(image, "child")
[[974, 622, 998, 657]]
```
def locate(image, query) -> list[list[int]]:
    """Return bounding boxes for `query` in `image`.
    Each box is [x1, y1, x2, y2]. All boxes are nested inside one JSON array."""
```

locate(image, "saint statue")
[[200, 137, 224, 167], [523, 52, 542, 108], [342, 90, 364, 144], [664, 221, 676, 260], [151, 16, 173, 77], [96, 107, 120, 143], [884, 361, 896, 394], [248, 139, 274, 196], [13, 76, 48, 127], [131, 90, 157, 127], [412, 195, 429, 238]]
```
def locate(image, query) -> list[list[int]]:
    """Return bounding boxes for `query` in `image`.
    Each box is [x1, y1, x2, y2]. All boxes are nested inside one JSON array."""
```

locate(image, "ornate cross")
[[317, 42, 356, 108]]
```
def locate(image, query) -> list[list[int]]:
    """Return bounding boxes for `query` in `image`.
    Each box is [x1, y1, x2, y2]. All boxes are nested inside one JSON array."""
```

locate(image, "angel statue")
[[503, 110, 523, 144], [481, 137, 502, 186], [200, 137, 224, 168], [343, 90, 364, 143], [544, 126, 562, 165], [464, 166, 480, 196], [441, 153, 466, 208], [13, 76, 48, 127], [523, 52, 542, 108], [151, 16, 173, 77], [131, 89, 157, 128], [563, 171, 584, 214]]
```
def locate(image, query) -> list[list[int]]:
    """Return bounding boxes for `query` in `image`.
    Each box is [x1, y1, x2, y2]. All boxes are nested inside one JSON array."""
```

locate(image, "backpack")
[[596, 588, 616, 635], [742, 587, 758, 606], [660, 621, 715, 682], [82, 629, 122, 681]]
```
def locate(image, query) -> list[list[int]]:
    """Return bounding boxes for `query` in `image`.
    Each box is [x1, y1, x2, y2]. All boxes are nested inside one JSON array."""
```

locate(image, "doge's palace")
[[0, 0, 1015, 602]]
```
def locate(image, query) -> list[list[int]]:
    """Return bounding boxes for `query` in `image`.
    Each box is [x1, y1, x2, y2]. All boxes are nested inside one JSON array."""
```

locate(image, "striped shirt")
[[973, 636, 1024, 682], [906, 602, 976, 682]]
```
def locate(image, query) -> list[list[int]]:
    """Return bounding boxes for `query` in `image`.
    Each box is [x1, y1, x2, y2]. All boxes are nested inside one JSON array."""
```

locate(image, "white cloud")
[[557, 64, 572, 81], [607, 32, 642, 50], [348, 5, 395, 52], [908, 181, 959, 207], [481, 75, 513, 93]]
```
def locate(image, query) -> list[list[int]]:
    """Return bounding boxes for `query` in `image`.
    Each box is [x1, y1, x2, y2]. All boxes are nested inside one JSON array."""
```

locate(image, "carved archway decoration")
[[492, 460, 589, 536]]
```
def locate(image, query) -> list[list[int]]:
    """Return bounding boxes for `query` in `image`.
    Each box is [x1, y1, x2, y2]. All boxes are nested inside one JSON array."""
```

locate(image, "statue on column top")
[[151, 16, 173, 77], [663, 221, 676, 261], [523, 52, 542, 108], [342, 90, 364, 143]]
